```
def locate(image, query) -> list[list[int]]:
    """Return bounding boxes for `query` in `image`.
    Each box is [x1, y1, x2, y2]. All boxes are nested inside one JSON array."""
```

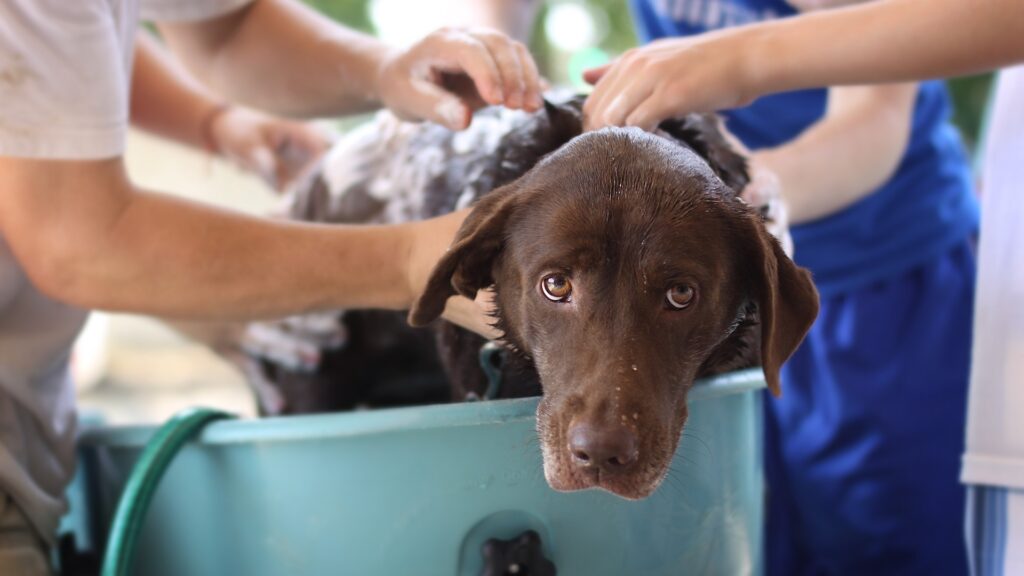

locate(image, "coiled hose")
[[100, 407, 235, 576]]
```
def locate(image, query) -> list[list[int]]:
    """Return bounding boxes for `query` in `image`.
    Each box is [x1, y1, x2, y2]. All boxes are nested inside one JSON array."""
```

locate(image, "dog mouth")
[[536, 403, 680, 500], [549, 466, 666, 500]]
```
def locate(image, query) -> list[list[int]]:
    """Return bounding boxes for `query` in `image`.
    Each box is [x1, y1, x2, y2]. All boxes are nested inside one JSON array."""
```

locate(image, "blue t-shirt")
[[630, 0, 980, 296]]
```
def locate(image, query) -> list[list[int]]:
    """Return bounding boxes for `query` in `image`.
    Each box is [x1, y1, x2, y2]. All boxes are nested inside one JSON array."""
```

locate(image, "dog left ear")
[[741, 213, 819, 396], [658, 114, 750, 193], [543, 98, 584, 139], [408, 182, 523, 327]]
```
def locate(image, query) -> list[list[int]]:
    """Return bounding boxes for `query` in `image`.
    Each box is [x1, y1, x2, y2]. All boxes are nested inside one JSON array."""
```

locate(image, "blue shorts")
[[765, 240, 976, 576]]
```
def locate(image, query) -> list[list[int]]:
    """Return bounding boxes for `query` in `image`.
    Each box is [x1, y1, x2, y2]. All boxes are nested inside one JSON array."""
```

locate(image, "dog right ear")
[[741, 211, 819, 396], [408, 182, 523, 327]]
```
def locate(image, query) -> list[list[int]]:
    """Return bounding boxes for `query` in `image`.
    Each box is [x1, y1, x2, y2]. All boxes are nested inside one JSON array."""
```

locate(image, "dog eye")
[[666, 285, 695, 309], [541, 274, 573, 302]]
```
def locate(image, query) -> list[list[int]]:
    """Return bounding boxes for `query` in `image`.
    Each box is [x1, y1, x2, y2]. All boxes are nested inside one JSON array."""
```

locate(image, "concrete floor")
[[76, 314, 258, 424]]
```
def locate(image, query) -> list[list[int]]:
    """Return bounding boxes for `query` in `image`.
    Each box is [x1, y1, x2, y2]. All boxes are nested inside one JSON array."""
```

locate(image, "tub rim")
[[78, 368, 765, 448]]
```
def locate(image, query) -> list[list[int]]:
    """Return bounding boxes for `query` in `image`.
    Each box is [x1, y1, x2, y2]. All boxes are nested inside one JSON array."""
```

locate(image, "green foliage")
[[527, 0, 637, 85], [947, 74, 993, 152], [304, 0, 374, 32]]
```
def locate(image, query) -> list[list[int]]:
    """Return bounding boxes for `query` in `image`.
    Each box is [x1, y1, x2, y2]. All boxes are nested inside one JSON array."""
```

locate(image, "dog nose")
[[568, 423, 638, 471]]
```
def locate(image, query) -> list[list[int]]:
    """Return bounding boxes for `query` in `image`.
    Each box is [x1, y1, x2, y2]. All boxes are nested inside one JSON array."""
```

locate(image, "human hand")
[[208, 106, 331, 192], [403, 210, 501, 339], [375, 27, 543, 130], [582, 31, 760, 131], [744, 155, 794, 256], [703, 121, 794, 254]]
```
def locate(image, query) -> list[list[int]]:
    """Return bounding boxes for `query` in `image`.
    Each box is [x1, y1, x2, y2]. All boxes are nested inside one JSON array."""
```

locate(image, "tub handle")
[[480, 529, 556, 576]]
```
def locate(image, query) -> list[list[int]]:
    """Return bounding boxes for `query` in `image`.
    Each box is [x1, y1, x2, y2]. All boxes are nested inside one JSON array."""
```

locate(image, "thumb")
[[407, 80, 473, 130], [245, 145, 279, 188], [582, 64, 611, 85]]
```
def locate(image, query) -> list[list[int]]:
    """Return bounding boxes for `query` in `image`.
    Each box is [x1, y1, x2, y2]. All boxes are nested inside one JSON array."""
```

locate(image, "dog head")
[[410, 106, 818, 499]]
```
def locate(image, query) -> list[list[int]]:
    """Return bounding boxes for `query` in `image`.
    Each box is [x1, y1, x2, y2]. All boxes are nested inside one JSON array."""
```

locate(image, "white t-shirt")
[[961, 65, 1024, 490], [0, 0, 250, 544]]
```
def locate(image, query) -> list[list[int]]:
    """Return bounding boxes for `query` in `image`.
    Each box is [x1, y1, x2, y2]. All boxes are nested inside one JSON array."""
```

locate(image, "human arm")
[[156, 0, 542, 128], [750, 83, 916, 224], [583, 0, 1024, 129], [0, 157, 495, 335], [131, 32, 329, 190]]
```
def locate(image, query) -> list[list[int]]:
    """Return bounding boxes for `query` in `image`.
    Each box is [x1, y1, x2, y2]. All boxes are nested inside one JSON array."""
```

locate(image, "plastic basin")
[[69, 369, 765, 575]]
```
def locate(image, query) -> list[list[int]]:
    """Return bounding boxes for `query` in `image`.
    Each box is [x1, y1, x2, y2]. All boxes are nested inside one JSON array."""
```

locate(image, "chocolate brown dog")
[[407, 119, 816, 498], [236, 96, 818, 500]]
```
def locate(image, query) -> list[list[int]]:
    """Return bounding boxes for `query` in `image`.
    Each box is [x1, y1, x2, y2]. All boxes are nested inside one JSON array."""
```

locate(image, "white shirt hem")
[[961, 453, 1024, 491], [0, 130, 124, 160], [141, 0, 253, 22]]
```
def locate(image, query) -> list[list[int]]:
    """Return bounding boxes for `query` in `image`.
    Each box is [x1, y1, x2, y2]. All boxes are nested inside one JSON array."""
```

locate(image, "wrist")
[[200, 103, 233, 155], [368, 46, 403, 107], [399, 222, 420, 309], [403, 210, 468, 309], [735, 23, 786, 103]]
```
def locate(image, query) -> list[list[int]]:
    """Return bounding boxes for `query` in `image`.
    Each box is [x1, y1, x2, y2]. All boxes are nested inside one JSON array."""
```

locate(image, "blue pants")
[[766, 241, 975, 576], [967, 486, 1023, 576]]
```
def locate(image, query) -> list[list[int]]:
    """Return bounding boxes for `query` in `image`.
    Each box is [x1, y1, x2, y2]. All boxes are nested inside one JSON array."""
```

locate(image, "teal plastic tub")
[[68, 369, 765, 575]]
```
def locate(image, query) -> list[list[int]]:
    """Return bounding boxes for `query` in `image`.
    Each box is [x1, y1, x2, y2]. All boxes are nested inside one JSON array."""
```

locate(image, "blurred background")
[[75, 0, 994, 424]]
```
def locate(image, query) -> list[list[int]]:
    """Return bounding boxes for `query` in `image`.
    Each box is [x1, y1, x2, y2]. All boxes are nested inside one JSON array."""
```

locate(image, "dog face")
[[411, 123, 817, 499]]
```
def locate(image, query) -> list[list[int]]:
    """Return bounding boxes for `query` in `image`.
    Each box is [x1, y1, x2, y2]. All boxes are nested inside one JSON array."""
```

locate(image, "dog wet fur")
[[241, 96, 820, 500]]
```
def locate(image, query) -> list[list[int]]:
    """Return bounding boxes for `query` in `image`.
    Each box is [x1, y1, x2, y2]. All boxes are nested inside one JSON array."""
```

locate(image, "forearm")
[[747, 0, 1024, 95], [70, 194, 415, 319], [158, 0, 392, 118], [755, 83, 916, 224], [0, 158, 424, 320], [130, 32, 223, 150]]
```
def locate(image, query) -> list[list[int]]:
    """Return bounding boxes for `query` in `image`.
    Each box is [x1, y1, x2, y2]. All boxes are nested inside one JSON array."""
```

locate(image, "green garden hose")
[[100, 407, 235, 576]]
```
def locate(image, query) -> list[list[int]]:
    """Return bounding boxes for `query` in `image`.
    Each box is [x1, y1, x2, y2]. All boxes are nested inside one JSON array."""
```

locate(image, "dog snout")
[[567, 423, 639, 472]]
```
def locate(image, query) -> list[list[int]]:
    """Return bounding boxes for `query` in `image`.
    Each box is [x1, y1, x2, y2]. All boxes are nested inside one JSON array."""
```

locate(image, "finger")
[[274, 145, 308, 192], [475, 32, 525, 109], [600, 82, 655, 129], [582, 64, 621, 130], [270, 129, 324, 187], [438, 72, 488, 110], [742, 163, 781, 206], [411, 79, 473, 130], [247, 146, 278, 188], [585, 64, 650, 130], [582, 63, 611, 85], [623, 94, 666, 132], [582, 56, 633, 129], [285, 124, 331, 158], [515, 42, 543, 111], [597, 61, 658, 129], [437, 33, 505, 105]]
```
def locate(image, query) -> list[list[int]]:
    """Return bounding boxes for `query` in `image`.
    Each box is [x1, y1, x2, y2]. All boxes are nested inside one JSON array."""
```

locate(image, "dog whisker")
[[680, 429, 713, 460]]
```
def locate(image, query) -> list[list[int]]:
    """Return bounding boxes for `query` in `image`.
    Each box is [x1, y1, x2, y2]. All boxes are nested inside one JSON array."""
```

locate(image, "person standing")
[[583, 0, 1023, 572], [0, 1, 541, 573], [586, 1, 980, 573]]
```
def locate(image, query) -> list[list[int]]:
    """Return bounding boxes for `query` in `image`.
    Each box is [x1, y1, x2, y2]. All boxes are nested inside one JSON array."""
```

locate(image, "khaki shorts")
[[0, 493, 52, 576]]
